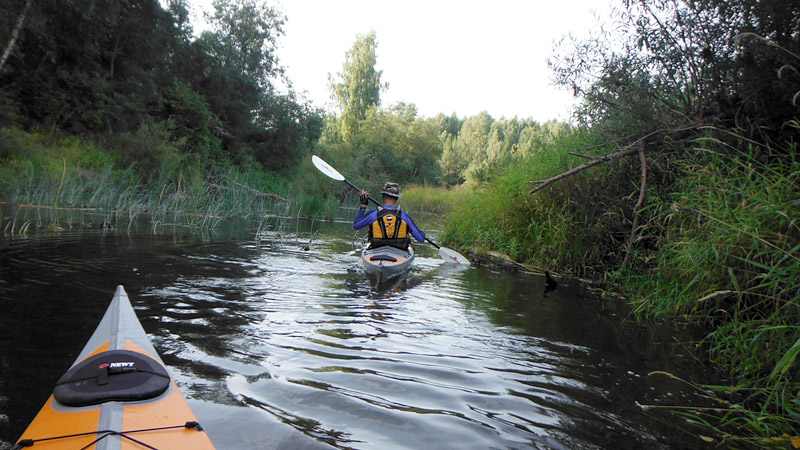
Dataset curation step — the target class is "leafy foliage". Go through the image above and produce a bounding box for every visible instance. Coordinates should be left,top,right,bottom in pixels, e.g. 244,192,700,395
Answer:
551,0,800,146
535,0,800,443
441,113,572,186
0,0,321,172
350,106,442,185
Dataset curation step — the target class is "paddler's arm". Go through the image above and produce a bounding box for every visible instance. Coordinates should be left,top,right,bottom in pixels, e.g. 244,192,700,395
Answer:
354,208,376,230
401,212,426,243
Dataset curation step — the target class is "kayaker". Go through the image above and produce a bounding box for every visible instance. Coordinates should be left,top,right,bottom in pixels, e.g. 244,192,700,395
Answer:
354,182,426,250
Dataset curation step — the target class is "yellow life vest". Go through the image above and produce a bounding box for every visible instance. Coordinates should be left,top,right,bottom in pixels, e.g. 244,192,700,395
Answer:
369,208,410,249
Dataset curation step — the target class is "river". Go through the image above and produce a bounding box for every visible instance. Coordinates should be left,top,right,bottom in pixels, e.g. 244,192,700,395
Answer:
0,206,713,449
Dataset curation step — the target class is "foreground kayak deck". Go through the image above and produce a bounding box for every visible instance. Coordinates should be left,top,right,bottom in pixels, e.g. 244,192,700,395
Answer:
361,245,415,282
15,285,214,450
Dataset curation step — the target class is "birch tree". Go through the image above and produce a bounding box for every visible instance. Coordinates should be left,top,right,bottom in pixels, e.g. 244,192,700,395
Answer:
328,31,387,142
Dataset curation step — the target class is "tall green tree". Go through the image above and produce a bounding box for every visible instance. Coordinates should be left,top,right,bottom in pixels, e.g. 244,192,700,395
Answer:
350,105,441,185
189,0,321,168
204,0,285,91
430,113,462,138
447,111,493,184
1,0,177,132
0,0,321,171
328,31,387,142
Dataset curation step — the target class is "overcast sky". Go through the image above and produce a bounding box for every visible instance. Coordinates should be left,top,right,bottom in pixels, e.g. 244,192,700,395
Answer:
190,0,612,122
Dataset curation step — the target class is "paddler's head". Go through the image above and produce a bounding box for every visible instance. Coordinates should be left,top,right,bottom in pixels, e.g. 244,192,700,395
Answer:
381,182,402,205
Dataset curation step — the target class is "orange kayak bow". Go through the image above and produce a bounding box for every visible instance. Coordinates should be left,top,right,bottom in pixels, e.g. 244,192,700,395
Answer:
15,285,215,449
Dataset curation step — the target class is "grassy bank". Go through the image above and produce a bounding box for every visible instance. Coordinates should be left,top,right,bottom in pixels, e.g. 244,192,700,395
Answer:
398,184,470,215
440,127,800,446
620,142,800,447
0,127,343,231
439,130,637,275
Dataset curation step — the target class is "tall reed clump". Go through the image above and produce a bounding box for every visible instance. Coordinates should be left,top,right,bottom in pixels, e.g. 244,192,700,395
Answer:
0,128,120,208
0,127,313,230
399,185,468,215
625,133,800,445
290,155,354,220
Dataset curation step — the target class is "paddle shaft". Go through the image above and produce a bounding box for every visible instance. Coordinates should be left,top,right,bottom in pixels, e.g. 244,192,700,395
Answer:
347,179,381,207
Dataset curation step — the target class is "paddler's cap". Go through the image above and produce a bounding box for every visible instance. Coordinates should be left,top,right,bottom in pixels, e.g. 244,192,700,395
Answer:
381,182,402,198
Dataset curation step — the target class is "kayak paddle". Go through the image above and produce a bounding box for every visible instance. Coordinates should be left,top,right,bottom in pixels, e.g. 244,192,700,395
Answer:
312,155,470,265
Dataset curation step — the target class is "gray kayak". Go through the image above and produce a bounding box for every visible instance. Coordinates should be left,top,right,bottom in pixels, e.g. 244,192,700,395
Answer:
361,245,415,282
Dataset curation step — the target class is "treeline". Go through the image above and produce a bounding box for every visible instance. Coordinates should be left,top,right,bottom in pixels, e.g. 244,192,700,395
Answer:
439,0,799,445
313,31,569,197
1,6,567,209
316,106,570,192
0,0,321,175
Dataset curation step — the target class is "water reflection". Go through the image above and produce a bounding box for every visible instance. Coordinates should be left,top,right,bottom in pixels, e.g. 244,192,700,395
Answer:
0,209,710,450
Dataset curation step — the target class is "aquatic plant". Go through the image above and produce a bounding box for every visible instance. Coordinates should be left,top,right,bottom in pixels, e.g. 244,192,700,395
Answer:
0,128,333,232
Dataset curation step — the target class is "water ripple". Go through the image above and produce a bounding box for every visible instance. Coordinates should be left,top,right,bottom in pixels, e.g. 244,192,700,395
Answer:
147,242,671,449
0,227,709,450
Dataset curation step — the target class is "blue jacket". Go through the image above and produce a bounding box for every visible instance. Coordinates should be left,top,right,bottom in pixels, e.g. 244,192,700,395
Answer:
353,205,426,243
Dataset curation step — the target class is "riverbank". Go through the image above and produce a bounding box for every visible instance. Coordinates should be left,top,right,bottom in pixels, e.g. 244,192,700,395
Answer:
438,129,800,447
0,127,348,233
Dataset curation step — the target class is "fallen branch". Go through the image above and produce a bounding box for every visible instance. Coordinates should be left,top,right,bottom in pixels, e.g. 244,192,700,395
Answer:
529,142,642,193
210,175,290,203
622,143,648,268
528,127,694,194
569,152,600,161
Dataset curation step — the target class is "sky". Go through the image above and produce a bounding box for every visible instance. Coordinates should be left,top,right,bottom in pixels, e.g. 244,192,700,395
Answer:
189,0,612,122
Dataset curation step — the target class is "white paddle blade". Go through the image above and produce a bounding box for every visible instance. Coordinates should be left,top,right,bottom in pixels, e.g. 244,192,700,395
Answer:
312,155,345,181
439,247,470,265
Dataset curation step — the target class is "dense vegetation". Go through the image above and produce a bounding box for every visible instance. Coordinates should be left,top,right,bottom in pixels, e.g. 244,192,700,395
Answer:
438,0,800,446
0,7,563,222
0,0,325,227
1,0,324,170
1,0,799,445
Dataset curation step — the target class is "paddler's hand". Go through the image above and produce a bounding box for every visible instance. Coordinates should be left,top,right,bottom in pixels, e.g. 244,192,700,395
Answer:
359,190,370,207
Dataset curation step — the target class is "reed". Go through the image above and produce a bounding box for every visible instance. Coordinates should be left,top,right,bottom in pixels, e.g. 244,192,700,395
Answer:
618,133,800,444
0,128,330,231
399,184,468,214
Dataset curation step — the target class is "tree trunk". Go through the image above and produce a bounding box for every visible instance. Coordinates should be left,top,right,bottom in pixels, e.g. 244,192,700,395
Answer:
0,0,32,73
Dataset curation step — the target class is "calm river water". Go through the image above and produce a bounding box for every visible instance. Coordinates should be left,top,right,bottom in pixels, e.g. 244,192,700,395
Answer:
0,207,714,449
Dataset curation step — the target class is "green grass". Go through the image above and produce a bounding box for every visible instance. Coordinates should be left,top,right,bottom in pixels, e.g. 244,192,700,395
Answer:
399,184,469,215
613,134,800,446
439,129,632,275
0,127,339,231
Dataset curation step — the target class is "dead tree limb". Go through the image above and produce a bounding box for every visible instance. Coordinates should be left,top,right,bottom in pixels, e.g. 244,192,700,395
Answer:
210,175,290,203
527,127,692,194
0,0,31,73
529,143,642,194
622,142,648,268
569,152,600,160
